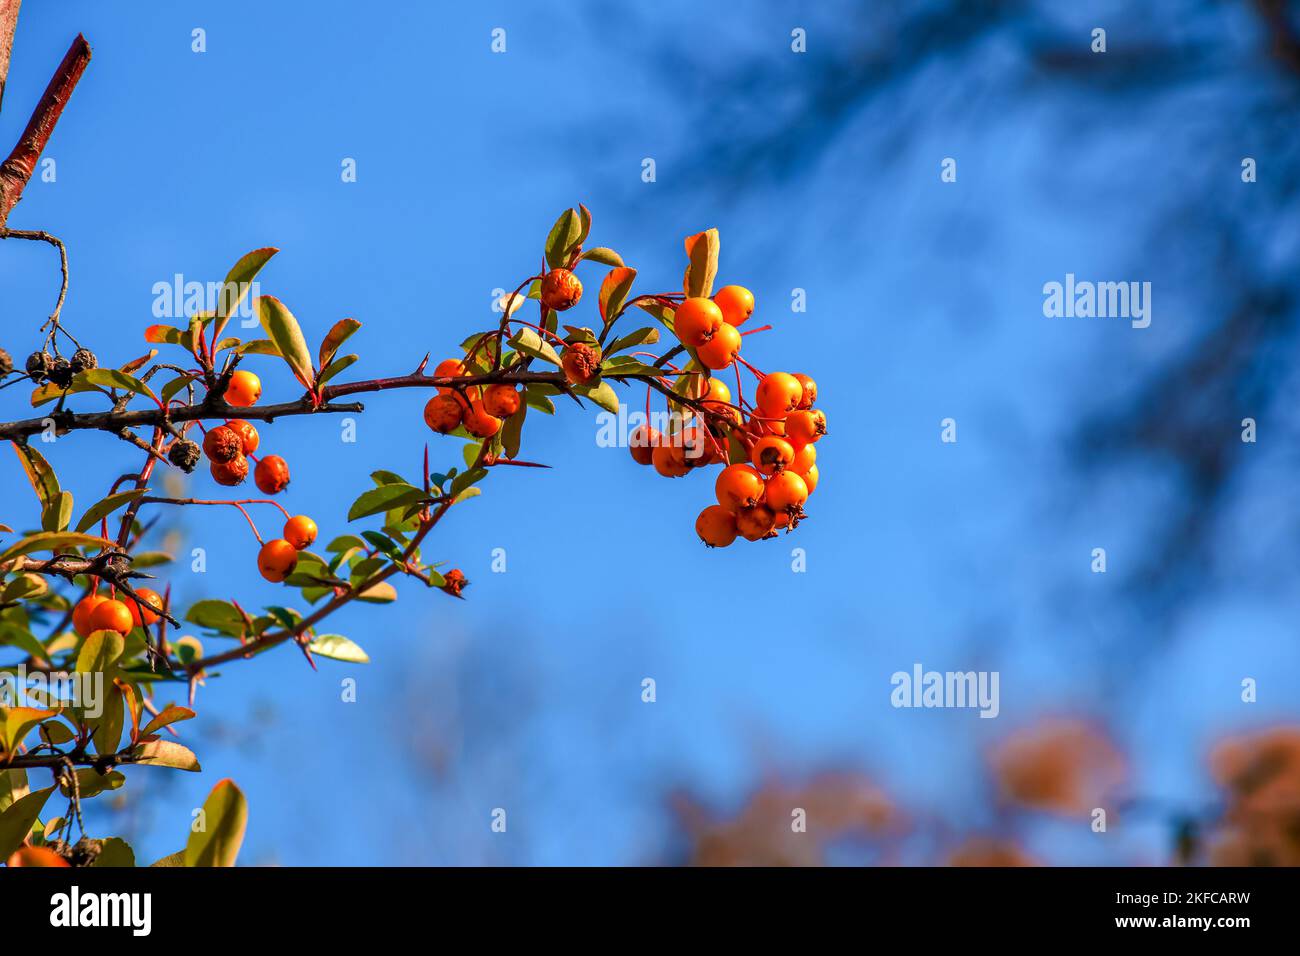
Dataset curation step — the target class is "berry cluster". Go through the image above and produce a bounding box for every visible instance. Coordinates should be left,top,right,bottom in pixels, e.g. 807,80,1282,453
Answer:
192,370,293,495
627,287,826,547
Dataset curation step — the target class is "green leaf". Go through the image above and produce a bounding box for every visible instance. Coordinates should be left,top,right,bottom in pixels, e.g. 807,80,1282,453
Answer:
90,837,136,867
40,490,73,532
449,467,487,500
161,374,196,404
355,581,398,604
184,599,248,638
574,380,619,413
508,327,562,367
0,786,55,860
130,550,173,568
308,634,369,663
544,207,583,270
59,769,125,799
237,338,281,356
326,534,367,553
347,484,427,522
0,531,113,565
635,298,676,332
601,357,664,379
80,369,158,404
317,353,358,387
145,324,184,345
75,488,147,533
256,295,316,389
0,574,45,603
149,850,187,867
606,326,660,355
0,769,29,815
581,247,625,267
683,228,720,298
76,630,126,674
212,247,278,344
598,267,637,325
503,404,526,460
0,707,56,752
319,318,361,370
185,779,248,866
12,441,59,513
0,624,49,662
522,387,556,415
129,739,202,771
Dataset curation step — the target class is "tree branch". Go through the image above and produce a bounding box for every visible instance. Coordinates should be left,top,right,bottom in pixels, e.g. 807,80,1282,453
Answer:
0,32,90,228
0,0,19,114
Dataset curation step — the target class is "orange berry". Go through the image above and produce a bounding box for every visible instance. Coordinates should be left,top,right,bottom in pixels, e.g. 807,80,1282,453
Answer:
73,593,108,637
764,471,808,514
226,419,260,455
202,425,242,464
792,374,817,409
254,455,290,494
651,443,690,478
127,587,165,628
804,464,819,495
88,599,133,635
755,372,803,419
284,514,318,550
695,322,741,370
224,370,261,406
751,435,795,475
715,463,764,513
540,268,583,311
210,455,249,487
482,384,521,419
464,401,502,438
629,424,661,466
695,505,738,548
423,394,465,434
673,297,725,348
785,409,827,446
790,442,816,476
257,538,299,583
561,343,600,386
736,504,777,541
713,285,755,327
434,359,467,395
6,847,70,867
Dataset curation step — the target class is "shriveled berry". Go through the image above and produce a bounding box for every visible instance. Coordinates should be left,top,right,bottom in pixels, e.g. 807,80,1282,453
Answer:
0,349,12,376
254,455,290,494
202,425,242,464
69,348,98,373
226,419,260,454
47,358,74,388
561,343,600,386
25,351,52,382
540,268,583,312
440,568,469,597
211,455,249,486
168,438,201,472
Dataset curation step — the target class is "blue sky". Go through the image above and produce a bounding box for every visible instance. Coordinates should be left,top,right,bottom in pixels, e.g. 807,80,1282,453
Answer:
3,1,1297,865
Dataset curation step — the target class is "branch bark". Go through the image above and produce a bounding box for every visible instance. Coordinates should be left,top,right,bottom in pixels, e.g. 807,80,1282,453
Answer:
0,0,19,113
0,31,90,228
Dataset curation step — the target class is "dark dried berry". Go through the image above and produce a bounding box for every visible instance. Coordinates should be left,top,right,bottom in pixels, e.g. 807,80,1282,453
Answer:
168,438,201,472
25,351,52,382
47,358,74,388
69,348,98,373
0,349,12,376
